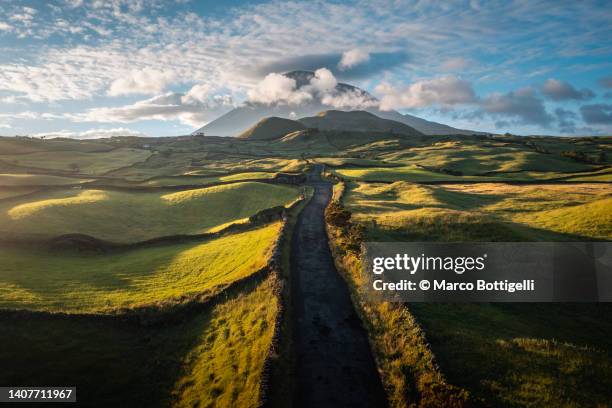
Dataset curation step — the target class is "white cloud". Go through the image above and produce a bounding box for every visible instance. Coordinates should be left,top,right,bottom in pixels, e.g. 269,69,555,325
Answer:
440,57,470,71
66,0,84,8
247,73,312,105
1,0,609,136
72,84,234,128
376,76,477,110
33,127,146,140
541,78,594,101
309,68,338,93
481,87,553,125
107,68,177,96
246,68,377,109
338,48,370,70
321,89,378,109
0,22,13,32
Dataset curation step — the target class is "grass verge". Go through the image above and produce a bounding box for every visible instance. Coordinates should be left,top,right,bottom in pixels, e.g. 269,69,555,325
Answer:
325,180,472,407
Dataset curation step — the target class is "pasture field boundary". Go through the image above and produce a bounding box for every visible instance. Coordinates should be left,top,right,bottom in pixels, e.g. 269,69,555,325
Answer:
474,164,611,177
339,177,612,185
324,178,474,407
0,193,310,325
100,150,157,177
0,185,307,251
0,263,271,327
0,174,306,197
142,169,279,181
0,149,153,177
0,187,47,203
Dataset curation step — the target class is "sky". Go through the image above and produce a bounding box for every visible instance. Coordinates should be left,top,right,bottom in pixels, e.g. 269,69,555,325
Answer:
0,0,611,138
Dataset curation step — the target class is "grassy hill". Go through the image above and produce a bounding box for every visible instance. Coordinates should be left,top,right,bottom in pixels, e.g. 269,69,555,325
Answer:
0,222,281,312
0,182,299,242
299,110,423,136
239,117,306,140
344,181,612,241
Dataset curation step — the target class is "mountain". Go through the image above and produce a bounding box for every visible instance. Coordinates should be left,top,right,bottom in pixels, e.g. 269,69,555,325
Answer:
298,110,422,136
238,117,305,140
194,70,482,137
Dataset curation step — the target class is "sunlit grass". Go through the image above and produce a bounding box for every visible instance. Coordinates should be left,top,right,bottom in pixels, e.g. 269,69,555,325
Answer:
0,222,281,312
0,274,279,408
143,172,276,187
0,182,299,242
172,274,279,407
345,182,612,240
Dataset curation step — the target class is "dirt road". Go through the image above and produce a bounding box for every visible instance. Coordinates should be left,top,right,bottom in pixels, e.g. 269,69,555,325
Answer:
291,170,387,407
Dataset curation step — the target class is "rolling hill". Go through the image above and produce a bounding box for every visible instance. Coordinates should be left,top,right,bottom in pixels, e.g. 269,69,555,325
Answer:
298,110,423,136
193,70,482,137
238,117,306,140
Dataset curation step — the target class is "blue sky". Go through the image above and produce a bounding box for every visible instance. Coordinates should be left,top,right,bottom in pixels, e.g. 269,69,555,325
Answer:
0,0,611,138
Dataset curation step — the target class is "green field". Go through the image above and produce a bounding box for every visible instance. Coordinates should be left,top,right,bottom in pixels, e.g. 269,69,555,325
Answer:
337,178,612,407
142,172,277,187
336,165,501,182
0,187,39,200
0,182,298,242
0,147,151,175
0,173,92,186
0,132,610,408
0,274,279,407
409,303,612,407
0,222,281,312
344,181,612,241
380,140,595,174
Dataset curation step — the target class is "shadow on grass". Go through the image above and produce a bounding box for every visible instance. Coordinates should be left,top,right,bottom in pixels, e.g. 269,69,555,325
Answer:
364,217,600,243
0,274,269,407
409,302,612,408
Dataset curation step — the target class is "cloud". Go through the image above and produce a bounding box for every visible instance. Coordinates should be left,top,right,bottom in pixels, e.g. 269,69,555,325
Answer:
1,0,610,136
481,87,553,126
541,78,594,101
33,127,146,140
107,68,177,96
555,108,578,133
247,73,312,106
253,51,408,81
440,57,470,71
246,68,377,109
73,84,234,128
338,49,370,70
580,104,612,125
598,76,612,89
375,76,477,110
0,22,13,31
309,68,338,93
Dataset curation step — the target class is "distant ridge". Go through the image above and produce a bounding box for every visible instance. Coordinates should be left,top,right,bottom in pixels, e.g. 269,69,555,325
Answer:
238,117,305,140
298,110,423,136
193,70,483,137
